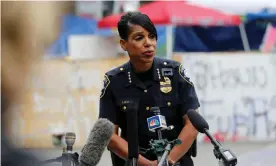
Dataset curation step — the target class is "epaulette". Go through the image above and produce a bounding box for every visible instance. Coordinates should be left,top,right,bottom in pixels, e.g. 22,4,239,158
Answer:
155,57,181,68
106,64,126,76
100,64,126,98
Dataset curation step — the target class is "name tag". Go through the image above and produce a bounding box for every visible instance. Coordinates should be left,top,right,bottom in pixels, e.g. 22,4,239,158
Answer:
121,100,133,104
118,98,139,111
161,68,173,77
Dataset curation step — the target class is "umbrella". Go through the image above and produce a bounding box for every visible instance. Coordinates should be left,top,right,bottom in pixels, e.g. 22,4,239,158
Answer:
98,1,249,57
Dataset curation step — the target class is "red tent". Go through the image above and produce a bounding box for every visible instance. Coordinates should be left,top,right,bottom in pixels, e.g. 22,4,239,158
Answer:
98,1,241,28
98,1,249,56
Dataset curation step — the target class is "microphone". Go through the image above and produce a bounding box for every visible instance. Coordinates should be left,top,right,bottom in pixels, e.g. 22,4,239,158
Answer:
186,109,220,148
79,118,114,166
42,132,79,166
65,132,76,152
187,110,238,166
147,107,168,140
125,99,139,166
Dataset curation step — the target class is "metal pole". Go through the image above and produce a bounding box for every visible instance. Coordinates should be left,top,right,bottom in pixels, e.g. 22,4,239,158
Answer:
239,23,251,52
166,25,174,59
158,144,172,166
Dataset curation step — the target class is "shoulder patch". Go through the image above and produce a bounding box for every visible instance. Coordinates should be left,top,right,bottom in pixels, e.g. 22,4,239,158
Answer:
178,64,193,86
100,75,110,98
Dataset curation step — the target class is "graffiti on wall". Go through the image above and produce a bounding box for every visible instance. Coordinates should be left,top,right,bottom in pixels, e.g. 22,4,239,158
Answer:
7,57,129,148
182,55,276,142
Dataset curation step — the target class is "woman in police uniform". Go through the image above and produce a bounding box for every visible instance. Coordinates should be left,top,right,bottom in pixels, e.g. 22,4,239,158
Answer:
99,12,200,166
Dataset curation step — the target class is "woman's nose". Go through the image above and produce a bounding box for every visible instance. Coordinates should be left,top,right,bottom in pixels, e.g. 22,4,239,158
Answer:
144,37,153,47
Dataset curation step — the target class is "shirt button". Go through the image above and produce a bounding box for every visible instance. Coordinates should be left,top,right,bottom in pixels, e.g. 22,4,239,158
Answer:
146,106,150,111
167,102,171,106
144,89,147,93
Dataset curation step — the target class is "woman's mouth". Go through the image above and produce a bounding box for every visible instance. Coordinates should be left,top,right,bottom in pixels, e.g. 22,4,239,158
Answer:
142,50,154,56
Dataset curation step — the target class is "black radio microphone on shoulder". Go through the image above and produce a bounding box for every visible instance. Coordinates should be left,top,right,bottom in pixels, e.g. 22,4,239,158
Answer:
79,118,114,166
187,110,238,166
125,99,139,166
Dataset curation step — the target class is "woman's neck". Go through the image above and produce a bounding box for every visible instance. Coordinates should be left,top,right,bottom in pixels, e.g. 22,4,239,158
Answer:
130,60,153,73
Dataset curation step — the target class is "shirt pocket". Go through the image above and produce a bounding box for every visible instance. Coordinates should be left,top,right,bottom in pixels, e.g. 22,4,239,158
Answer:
116,99,127,113
158,94,181,122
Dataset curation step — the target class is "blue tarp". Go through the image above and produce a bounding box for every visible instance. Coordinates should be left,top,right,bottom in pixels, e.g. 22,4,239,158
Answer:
174,21,266,52
246,9,276,22
46,15,98,56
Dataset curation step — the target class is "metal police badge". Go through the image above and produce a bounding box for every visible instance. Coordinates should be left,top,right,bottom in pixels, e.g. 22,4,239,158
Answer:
160,77,172,93
100,75,110,98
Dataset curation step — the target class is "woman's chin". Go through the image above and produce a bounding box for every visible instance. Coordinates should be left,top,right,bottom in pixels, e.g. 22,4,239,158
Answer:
140,55,155,63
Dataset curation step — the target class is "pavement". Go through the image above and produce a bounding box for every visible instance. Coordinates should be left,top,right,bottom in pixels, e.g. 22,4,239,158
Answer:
25,141,276,166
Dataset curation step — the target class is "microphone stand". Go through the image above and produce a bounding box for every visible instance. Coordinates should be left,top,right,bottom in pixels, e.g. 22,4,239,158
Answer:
157,139,182,166
42,147,79,166
42,133,80,166
147,133,181,166
152,109,167,164
158,143,171,166
156,128,164,162
148,107,182,166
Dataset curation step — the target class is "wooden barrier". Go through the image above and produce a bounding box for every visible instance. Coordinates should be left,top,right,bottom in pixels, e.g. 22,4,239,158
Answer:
6,54,213,148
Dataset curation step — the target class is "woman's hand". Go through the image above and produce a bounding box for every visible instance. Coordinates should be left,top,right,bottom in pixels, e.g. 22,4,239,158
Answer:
168,157,177,166
139,159,157,166
151,160,158,166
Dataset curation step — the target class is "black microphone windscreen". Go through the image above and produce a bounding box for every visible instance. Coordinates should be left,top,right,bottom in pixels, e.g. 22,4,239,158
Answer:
127,107,139,158
80,118,114,166
187,109,209,133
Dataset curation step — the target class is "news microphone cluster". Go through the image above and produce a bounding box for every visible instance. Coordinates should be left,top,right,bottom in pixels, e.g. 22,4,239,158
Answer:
187,110,238,166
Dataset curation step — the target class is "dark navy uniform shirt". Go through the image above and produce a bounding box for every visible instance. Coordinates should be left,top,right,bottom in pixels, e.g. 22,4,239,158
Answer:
99,57,200,150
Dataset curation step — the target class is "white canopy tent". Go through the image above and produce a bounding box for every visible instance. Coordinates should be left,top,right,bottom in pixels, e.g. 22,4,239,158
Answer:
186,0,275,15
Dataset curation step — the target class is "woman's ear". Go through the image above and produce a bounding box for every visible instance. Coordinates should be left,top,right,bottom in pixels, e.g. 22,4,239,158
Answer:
120,39,127,51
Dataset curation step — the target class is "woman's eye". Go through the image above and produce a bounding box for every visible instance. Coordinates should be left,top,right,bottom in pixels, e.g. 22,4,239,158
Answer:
135,36,143,40
149,34,156,39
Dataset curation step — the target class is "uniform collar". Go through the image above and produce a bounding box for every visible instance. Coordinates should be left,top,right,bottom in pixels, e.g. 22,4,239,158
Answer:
123,57,161,87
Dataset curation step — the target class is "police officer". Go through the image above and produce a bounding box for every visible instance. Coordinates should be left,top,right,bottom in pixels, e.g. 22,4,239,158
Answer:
99,12,200,166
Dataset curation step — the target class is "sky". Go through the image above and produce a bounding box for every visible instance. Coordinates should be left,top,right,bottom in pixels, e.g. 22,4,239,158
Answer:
186,0,276,14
